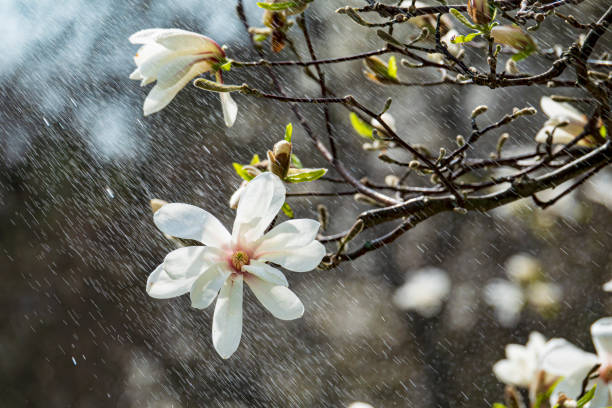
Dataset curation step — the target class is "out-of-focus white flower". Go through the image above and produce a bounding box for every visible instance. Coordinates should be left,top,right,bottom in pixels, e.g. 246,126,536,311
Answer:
147,172,325,359
541,318,612,407
129,28,238,126
526,281,562,312
584,171,612,212
370,112,396,133
427,29,462,63
393,267,451,317
505,253,542,284
490,25,536,54
604,280,612,292
484,279,524,327
535,97,591,145
493,332,547,387
348,402,375,408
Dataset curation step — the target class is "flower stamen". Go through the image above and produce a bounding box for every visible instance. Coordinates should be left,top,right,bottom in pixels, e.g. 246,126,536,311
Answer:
230,250,250,272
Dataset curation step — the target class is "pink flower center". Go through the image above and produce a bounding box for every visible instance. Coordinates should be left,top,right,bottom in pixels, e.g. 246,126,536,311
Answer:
599,361,612,383
230,250,250,272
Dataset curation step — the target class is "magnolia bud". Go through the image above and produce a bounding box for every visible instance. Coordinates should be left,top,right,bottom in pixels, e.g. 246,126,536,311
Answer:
363,56,398,84
471,105,488,118
491,25,536,53
268,140,292,178
385,175,400,187
317,204,328,231
467,0,492,25
505,58,520,74
150,199,168,213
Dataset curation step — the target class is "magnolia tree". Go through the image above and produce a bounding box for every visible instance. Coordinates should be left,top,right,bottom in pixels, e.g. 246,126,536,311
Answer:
129,0,610,406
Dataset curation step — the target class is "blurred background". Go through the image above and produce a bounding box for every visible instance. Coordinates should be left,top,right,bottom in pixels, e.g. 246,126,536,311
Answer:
1,0,610,406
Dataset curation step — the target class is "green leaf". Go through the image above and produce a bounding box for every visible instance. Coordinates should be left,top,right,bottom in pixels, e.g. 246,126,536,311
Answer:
284,168,327,183
576,385,597,408
233,162,255,181
282,202,294,218
492,404,508,408
349,112,374,139
285,123,293,142
387,55,398,79
451,31,483,44
250,154,260,165
533,377,563,408
450,8,479,30
599,125,607,138
290,153,303,168
257,1,297,10
253,33,269,42
219,60,232,71
511,46,536,61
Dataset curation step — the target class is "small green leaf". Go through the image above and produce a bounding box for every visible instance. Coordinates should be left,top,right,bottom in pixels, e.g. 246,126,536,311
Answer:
219,61,232,71
451,31,483,44
257,1,297,10
233,162,255,181
533,377,563,408
290,153,303,168
250,154,260,165
599,125,607,138
253,33,268,42
284,168,328,183
511,46,536,61
450,8,479,30
349,112,374,139
285,123,293,142
576,385,597,408
492,404,508,408
282,202,294,218
387,55,398,79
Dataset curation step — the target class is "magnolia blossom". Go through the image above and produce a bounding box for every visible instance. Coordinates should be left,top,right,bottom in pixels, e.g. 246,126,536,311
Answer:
392,267,451,317
604,280,612,292
483,279,524,327
541,318,612,407
493,332,547,387
535,97,590,145
505,253,541,285
129,28,238,126
147,172,326,358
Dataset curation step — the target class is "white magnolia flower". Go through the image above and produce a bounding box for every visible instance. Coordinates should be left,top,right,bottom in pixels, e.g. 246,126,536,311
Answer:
147,172,326,359
505,253,541,284
493,332,547,387
129,28,238,126
370,112,397,133
392,267,451,317
535,97,590,145
541,318,612,407
483,279,524,327
604,280,612,292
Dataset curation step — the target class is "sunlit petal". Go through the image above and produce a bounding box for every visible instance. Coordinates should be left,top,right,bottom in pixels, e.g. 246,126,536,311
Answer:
212,275,243,359
190,264,231,309
245,275,304,320
242,260,288,287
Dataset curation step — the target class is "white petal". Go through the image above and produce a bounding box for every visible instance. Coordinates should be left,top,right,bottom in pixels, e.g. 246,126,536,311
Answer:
549,367,601,406
146,264,197,299
142,61,211,116
190,264,231,309
245,275,304,320
153,29,223,55
154,203,231,247
535,122,586,145
242,260,288,287
129,28,167,44
541,96,586,124
163,246,224,279
220,92,238,128
212,275,243,359
604,280,612,292
232,172,285,247
540,338,598,376
492,359,528,387
155,54,208,88
254,219,320,257
129,68,143,80
257,240,325,272
589,379,610,408
591,317,612,357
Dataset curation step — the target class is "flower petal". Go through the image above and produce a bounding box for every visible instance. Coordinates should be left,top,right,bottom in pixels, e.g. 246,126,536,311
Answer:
232,172,285,247
163,246,224,280
492,359,528,387
245,275,304,320
142,61,211,116
129,28,167,44
155,54,209,89
146,264,197,299
254,219,320,257
540,338,598,376
242,260,288,287
154,203,231,247
591,317,612,357
190,263,231,309
541,96,586,124
257,240,325,272
220,92,238,128
153,29,224,55
212,275,243,359
535,123,586,145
